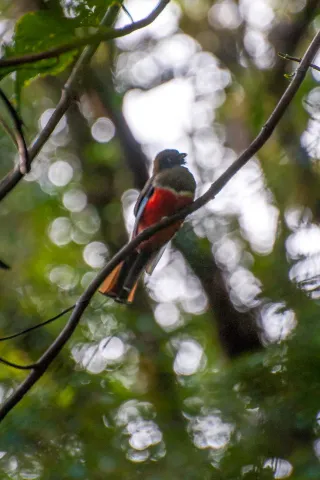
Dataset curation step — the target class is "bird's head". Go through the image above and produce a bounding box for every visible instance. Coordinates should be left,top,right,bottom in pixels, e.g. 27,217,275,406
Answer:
153,149,187,174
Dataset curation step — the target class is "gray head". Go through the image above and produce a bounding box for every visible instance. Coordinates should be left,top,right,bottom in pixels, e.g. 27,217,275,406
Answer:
153,149,187,173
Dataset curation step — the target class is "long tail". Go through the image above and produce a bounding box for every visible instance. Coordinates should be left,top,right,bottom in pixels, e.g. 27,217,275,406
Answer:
99,250,153,304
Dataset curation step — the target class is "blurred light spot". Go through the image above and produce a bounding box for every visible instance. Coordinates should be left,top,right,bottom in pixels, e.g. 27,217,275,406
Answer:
260,303,297,343
181,292,208,315
263,458,293,479
215,238,241,270
130,55,159,88
289,255,320,297
244,29,274,69
71,228,92,245
154,302,180,329
116,0,181,49
99,336,125,361
127,419,162,450
24,157,45,182
115,400,155,426
150,268,185,302
174,339,205,375
72,206,101,234
314,438,320,459
208,0,242,30
83,241,108,268
63,189,87,212
49,265,78,290
20,458,42,480
240,199,278,255
190,413,233,449
240,0,274,31
285,206,311,231
91,117,115,143
72,343,108,374
48,217,72,246
39,108,66,134
123,79,193,144
81,271,96,289
154,33,199,69
126,449,149,463
48,160,73,187
286,225,320,259
303,86,320,120
229,267,261,309
121,189,139,235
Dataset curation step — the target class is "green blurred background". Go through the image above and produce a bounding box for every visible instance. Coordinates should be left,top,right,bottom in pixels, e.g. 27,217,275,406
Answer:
0,0,320,478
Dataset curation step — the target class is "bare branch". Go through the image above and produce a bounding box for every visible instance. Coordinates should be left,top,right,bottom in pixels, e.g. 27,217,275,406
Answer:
0,305,75,342
278,51,320,72
0,3,121,202
0,87,29,174
0,357,36,370
0,0,170,203
0,29,319,422
0,0,170,70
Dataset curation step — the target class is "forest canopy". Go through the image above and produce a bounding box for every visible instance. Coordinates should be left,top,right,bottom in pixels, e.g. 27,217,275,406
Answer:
0,0,320,479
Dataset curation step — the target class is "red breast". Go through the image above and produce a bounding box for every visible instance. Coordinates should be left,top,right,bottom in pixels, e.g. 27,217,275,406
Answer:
136,187,193,250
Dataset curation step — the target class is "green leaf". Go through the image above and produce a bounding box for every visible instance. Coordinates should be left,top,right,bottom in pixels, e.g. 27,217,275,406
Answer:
2,11,80,86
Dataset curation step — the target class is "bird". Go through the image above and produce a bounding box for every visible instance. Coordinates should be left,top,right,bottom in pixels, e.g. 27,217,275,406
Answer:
99,149,196,304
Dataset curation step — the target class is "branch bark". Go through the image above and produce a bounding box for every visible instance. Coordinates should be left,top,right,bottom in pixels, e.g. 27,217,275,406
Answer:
0,29,319,422
0,0,170,69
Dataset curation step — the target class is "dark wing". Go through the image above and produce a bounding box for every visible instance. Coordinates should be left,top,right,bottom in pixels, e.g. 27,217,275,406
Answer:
0,259,10,269
132,176,155,238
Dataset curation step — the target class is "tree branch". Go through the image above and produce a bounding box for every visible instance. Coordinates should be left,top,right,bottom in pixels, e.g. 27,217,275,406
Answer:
0,87,29,174
0,0,169,203
0,305,74,342
0,0,170,69
278,51,320,72
0,29,319,422
0,4,121,203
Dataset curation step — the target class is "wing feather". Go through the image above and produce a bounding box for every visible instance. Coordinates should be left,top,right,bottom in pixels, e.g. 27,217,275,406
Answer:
132,177,154,238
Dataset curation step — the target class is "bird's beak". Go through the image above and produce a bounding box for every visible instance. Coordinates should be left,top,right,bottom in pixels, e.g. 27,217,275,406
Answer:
179,153,187,163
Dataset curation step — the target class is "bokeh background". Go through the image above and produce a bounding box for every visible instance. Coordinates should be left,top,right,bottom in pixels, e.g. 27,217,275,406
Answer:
0,0,320,478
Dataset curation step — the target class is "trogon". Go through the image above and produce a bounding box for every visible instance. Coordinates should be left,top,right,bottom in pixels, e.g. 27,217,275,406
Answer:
99,149,196,304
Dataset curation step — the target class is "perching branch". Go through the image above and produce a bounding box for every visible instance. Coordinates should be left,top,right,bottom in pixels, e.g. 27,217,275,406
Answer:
0,29,319,421
0,0,169,70
0,0,169,203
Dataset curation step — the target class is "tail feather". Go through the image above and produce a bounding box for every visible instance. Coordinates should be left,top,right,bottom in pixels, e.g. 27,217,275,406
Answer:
99,261,124,298
99,250,151,304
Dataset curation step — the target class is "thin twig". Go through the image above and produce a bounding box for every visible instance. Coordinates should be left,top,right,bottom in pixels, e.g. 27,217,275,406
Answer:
0,305,75,342
278,51,320,72
0,356,37,370
0,0,169,203
0,30,319,422
0,0,169,69
0,87,29,174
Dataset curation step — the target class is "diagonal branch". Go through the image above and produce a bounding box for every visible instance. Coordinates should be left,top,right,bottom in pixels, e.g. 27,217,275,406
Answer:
0,29,319,422
0,0,170,70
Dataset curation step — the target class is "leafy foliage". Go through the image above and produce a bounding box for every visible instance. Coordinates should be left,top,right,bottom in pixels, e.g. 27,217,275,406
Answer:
0,0,320,479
